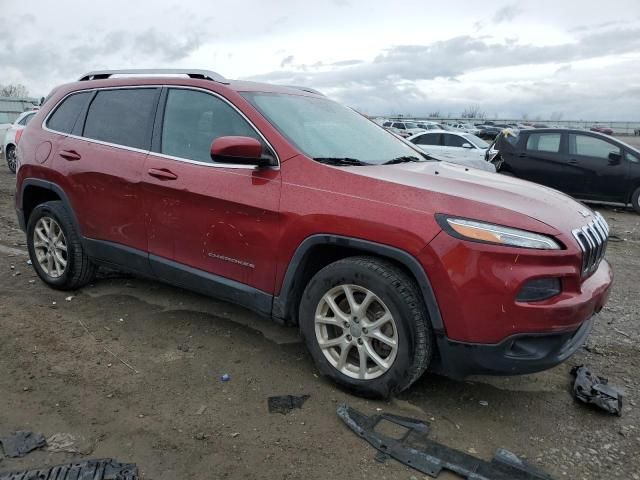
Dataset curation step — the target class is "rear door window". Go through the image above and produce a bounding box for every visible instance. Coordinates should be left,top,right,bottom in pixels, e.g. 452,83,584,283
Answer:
413,133,441,146
382,122,392,127
160,88,260,163
83,88,159,150
526,133,561,153
569,134,621,159
392,122,405,130
46,91,92,134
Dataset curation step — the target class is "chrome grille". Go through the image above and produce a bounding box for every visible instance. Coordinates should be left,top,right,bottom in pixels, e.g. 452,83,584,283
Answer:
572,212,609,276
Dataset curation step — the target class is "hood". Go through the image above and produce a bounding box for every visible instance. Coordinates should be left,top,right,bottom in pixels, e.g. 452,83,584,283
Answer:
344,161,594,233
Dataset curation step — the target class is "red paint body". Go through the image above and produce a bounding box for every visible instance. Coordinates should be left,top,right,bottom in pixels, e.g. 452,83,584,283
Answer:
16,76,613,346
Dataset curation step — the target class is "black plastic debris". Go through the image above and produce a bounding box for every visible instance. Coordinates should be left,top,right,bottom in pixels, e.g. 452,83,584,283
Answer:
337,404,554,480
0,431,46,458
268,395,310,414
571,365,623,416
0,458,138,480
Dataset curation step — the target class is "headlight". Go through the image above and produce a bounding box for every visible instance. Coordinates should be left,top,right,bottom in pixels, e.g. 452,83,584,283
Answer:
437,216,561,250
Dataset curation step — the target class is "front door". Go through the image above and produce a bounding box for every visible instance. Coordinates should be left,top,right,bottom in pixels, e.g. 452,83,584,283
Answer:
567,133,628,201
143,87,282,297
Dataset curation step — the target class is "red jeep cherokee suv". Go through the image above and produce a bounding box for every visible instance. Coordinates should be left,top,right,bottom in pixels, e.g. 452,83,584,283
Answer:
15,69,613,397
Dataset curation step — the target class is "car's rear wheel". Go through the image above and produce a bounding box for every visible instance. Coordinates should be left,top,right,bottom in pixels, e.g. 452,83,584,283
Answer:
5,145,17,173
632,187,640,214
299,256,432,398
27,201,96,290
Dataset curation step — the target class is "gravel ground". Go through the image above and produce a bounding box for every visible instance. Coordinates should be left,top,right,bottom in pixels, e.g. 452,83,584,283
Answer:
0,149,638,479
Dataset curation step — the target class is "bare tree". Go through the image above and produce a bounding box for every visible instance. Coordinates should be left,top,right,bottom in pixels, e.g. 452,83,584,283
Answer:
461,105,486,119
428,111,441,118
0,84,30,98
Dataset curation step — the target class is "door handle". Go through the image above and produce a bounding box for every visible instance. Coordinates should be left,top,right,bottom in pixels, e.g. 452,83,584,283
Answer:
148,167,178,180
59,150,81,161
568,159,578,164
518,153,528,158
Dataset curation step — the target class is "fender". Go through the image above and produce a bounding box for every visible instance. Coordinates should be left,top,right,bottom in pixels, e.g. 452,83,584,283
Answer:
273,234,444,333
17,178,81,233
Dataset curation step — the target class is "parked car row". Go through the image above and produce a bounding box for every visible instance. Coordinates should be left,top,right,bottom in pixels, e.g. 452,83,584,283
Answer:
3,110,37,173
488,128,640,213
14,69,612,397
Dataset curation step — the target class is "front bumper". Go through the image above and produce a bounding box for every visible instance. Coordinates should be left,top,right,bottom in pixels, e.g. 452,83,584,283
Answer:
433,314,595,378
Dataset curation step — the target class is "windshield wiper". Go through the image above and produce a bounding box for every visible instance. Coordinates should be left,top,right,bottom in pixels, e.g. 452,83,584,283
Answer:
383,156,423,165
313,157,369,166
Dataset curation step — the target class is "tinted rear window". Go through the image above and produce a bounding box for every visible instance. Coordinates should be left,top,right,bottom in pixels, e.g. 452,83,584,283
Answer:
413,133,441,146
83,89,158,149
46,92,92,134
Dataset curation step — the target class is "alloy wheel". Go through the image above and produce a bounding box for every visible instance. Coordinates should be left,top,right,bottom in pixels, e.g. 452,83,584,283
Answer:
314,284,398,380
6,146,17,172
33,216,68,278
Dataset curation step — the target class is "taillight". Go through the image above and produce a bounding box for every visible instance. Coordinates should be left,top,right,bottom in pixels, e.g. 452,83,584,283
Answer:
15,129,23,145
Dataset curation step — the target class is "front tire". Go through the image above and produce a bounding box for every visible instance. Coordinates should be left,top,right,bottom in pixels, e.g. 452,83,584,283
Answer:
632,187,640,214
5,145,17,173
27,201,96,290
299,256,432,398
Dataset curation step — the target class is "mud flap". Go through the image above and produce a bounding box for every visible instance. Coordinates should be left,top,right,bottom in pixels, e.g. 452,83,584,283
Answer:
337,404,553,480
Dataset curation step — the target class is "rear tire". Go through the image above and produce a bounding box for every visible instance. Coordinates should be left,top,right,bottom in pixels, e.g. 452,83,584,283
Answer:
299,256,432,398
5,145,17,173
27,201,96,290
632,187,640,214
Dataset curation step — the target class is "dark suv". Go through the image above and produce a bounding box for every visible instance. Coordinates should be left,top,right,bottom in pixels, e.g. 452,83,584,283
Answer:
489,128,640,213
15,70,613,397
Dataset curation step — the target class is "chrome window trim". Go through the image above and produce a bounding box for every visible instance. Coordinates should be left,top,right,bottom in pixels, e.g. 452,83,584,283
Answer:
41,84,280,170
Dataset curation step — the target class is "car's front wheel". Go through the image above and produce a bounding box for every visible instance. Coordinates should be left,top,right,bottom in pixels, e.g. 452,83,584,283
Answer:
27,201,96,290
5,145,17,173
299,256,432,397
632,187,640,214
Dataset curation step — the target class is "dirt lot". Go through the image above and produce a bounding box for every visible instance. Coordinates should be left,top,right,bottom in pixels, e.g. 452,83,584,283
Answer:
0,146,639,479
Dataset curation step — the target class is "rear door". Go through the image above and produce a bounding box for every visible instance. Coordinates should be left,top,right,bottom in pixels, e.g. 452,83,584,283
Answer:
142,87,282,295
511,132,571,191
52,87,160,270
567,133,628,201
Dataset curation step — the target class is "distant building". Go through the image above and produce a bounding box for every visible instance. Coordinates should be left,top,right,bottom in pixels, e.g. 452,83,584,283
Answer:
0,96,39,125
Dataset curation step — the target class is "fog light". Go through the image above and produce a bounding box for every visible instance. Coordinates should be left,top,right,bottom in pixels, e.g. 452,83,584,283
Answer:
516,278,561,302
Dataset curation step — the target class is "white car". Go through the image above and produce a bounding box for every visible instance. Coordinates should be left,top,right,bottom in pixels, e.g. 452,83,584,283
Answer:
3,110,37,173
408,130,493,166
450,122,481,134
382,120,425,138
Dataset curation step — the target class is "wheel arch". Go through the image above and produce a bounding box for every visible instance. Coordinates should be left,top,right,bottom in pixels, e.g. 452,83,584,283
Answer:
19,179,80,233
273,234,444,333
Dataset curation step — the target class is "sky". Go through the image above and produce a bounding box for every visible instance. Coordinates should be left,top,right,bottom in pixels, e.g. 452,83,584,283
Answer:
1,0,639,120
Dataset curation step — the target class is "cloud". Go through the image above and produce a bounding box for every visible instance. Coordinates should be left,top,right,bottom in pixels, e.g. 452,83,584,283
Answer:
280,55,295,67
250,28,640,86
492,4,522,23
246,28,640,119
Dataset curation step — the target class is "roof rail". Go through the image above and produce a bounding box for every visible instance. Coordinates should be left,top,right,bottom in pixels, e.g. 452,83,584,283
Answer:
286,85,324,96
78,69,229,84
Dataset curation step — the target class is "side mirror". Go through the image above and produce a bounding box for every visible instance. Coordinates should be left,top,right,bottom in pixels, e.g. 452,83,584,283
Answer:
462,143,473,149
608,151,622,165
210,136,271,166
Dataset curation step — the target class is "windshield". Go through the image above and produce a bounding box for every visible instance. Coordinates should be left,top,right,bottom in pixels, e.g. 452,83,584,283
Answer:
243,93,426,165
404,122,418,129
463,133,490,148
